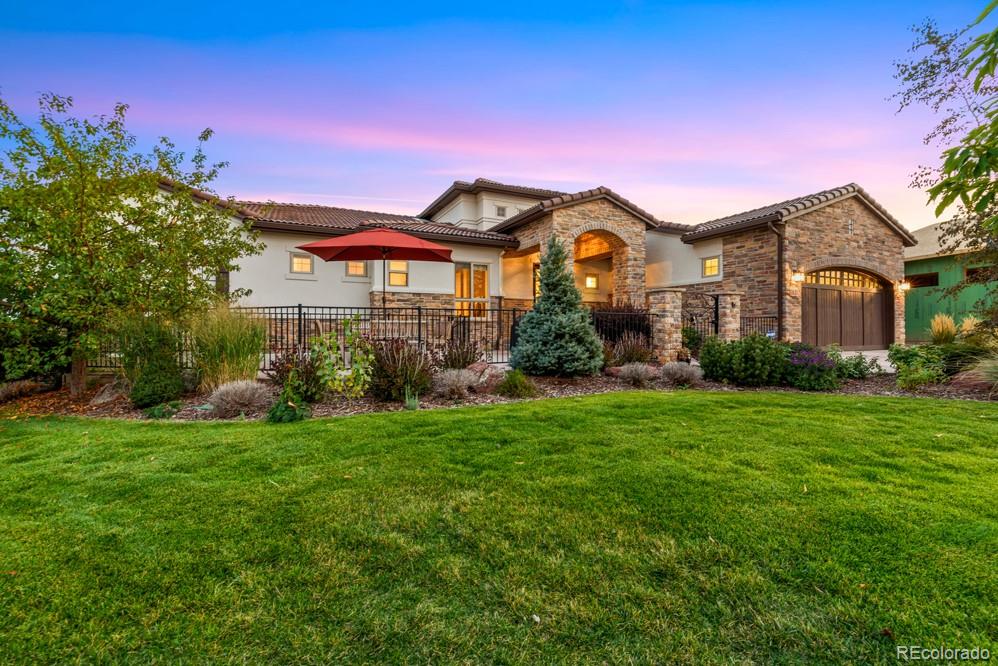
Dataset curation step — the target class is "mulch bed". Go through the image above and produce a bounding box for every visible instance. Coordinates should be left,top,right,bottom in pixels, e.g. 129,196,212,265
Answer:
3,372,993,422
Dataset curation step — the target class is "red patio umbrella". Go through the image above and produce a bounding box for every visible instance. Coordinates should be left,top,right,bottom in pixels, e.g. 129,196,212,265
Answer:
297,228,453,307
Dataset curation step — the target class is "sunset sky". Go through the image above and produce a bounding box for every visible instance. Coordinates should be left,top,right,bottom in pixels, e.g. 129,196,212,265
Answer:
2,1,989,230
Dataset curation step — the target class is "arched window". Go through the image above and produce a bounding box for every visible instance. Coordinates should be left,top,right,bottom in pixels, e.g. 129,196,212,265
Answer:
804,269,881,289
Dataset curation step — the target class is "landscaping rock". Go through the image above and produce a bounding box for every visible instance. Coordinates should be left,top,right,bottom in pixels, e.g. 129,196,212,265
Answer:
89,381,127,406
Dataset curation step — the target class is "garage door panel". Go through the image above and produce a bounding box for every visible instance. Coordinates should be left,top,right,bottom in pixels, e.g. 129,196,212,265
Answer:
841,290,864,348
816,289,841,347
864,291,886,348
802,287,818,346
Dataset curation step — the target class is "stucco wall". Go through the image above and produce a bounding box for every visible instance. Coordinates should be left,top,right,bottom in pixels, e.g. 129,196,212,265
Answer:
431,192,540,230
646,232,723,288
231,230,504,307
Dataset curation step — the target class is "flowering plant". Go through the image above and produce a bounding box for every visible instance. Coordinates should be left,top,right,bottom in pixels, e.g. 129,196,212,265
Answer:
786,344,839,391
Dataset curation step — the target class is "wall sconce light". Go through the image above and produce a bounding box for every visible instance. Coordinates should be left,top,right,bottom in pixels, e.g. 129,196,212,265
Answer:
791,271,806,283
898,280,911,292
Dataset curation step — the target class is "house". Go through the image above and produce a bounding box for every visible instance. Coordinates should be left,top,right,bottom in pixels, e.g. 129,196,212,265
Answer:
226,178,916,352
904,222,995,342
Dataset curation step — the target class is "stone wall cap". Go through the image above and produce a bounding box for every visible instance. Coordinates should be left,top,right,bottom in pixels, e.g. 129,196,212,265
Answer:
647,287,686,293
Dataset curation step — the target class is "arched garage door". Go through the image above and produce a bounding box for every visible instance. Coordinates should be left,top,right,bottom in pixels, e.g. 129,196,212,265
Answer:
801,269,892,350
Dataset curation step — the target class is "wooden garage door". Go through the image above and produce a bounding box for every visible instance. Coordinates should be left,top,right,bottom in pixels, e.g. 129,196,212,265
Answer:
801,269,890,350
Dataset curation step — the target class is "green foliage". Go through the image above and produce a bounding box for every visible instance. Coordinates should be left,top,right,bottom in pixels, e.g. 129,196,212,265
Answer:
266,377,309,423
785,344,840,391
0,93,264,395
698,335,788,386
510,238,603,376
369,339,435,402
143,401,181,420
264,348,323,403
681,326,704,357
970,354,998,393
0,323,71,382
191,305,266,392
434,337,483,369
311,318,374,398
936,342,991,375
825,345,882,380
604,331,654,367
130,360,184,408
495,368,539,398
888,343,947,389
403,386,420,411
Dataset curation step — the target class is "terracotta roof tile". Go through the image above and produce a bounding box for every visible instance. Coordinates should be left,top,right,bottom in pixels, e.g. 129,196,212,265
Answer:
681,183,917,246
238,201,519,246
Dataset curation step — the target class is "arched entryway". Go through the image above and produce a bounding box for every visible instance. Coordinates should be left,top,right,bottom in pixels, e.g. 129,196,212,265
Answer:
573,228,633,306
801,268,893,349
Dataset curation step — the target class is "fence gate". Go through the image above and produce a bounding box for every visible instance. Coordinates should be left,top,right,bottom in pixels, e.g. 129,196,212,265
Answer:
682,293,718,341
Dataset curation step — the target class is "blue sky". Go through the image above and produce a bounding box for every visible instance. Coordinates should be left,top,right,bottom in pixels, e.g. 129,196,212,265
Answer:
1,1,989,228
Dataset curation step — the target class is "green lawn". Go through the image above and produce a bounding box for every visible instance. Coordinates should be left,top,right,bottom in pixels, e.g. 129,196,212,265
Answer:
1,392,996,664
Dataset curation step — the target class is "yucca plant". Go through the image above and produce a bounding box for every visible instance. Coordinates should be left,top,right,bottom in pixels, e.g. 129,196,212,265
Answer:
929,313,958,345
190,305,266,392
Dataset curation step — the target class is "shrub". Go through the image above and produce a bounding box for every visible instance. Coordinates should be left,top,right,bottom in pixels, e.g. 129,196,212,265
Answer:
208,380,272,418
143,401,181,419
888,343,946,389
130,361,184,408
433,368,478,400
825,345,881,380
264,348,324,402
370,339,435,402
681,326,704,358
660,362,702,387
699,334,787,386
403,386,421,411
510,238,603,377
311,317,374,398
618,362,657,388
969,355,998,394
267,380,309,423
929,313,957,345
495,369,538,398
786,345,839,391
191,305,266,392
0,379,42,403
935,342,990,376
958,314,982,339
435,337,484,369
605,331,655,366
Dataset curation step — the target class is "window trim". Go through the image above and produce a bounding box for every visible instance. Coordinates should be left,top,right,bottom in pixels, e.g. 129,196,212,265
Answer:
701,255,720,278
388,260,409,287
455,261,490,317
345,260,369,278
289,252,314,275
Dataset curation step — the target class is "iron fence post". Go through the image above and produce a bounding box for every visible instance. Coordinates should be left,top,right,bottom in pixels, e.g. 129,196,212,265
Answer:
297,303,304,350
713,295,720,336
417,306,423,349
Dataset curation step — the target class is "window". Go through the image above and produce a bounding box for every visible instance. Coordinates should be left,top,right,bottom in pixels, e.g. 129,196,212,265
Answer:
215,270,230,295
847,218,855,235
584,273,599,290
388,260,408,287
532,263,541,299
701,256,720,277
495,205,507,218
966,266,993,283
804,270,880,289
290,252,314,274
455,263,489,316
345,260,368,277
907,272,939,288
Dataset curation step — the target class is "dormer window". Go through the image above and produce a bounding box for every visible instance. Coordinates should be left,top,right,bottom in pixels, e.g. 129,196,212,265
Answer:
495,206,507,218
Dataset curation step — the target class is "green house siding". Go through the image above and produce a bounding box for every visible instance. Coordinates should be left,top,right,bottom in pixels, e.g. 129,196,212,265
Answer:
904,255,993,342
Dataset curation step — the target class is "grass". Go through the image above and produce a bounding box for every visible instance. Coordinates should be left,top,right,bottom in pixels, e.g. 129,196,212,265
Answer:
1,391,996,663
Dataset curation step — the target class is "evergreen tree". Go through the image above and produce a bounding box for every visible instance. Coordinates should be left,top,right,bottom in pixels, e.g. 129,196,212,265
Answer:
510,237,603,376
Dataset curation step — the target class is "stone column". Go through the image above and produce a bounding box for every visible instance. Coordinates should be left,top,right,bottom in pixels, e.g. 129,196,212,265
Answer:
715,291,742,341
647,287,685,363
894,285,906,345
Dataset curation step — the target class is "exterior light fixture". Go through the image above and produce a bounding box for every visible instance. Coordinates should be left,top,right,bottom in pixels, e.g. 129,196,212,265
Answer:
791,271,806,283
898,280,911,292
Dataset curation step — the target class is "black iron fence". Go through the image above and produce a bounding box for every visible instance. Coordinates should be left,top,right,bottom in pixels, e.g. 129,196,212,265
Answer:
590,308,654,343
682,294,719,341
740,316,779,339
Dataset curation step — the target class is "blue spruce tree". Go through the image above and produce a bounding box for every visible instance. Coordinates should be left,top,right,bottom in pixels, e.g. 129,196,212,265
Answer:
510,237,604,376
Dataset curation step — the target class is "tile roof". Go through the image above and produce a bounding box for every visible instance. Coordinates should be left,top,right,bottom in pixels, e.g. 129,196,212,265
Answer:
681,183,917,246
489,186,691,234
237,201,519,246
418,178,569,218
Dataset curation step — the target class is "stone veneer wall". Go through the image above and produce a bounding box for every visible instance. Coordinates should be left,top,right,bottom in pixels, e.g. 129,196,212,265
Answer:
512,198,648,306
369,292,455,308
683,197,907,344
783,196,906,344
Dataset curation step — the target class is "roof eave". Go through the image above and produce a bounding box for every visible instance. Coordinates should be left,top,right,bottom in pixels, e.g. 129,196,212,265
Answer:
250,219,519,248
681,215,780,243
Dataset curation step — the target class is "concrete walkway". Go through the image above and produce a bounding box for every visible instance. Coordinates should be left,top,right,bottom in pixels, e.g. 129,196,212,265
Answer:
841,348,894,372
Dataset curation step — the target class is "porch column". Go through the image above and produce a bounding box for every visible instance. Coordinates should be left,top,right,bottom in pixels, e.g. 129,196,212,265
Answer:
716,291,742,341
647,287,685,363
